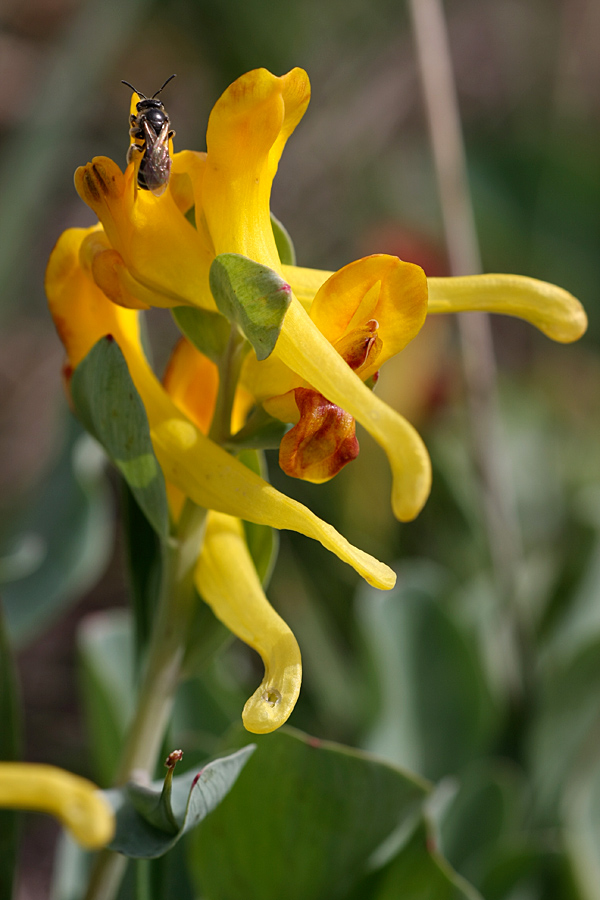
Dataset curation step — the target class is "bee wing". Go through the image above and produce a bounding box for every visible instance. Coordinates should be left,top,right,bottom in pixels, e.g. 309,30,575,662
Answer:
140,119,172,196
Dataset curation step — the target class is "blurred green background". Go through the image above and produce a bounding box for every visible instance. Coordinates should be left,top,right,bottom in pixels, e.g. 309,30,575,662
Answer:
1,0,599,897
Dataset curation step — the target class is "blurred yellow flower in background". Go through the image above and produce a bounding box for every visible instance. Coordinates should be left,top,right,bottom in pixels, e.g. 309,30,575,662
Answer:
0,763,114,849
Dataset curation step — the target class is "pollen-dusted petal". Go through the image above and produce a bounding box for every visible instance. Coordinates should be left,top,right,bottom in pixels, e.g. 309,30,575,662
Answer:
279,388,359,483
203,68,310,271
274,300,432,522
0,763,114,849
427,273,587,343
46,229,396,590
75,156,215,310
195,512,301,733
308,255,428,381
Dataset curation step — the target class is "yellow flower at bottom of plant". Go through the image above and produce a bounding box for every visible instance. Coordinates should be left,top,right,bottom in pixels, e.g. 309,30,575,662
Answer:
0,763,114,848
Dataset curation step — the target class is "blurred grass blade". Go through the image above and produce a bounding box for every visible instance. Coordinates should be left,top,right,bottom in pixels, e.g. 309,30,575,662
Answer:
0,599,21,900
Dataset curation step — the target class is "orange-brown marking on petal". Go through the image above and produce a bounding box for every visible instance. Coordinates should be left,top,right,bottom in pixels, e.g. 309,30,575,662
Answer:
91,162,117,198
82,168,100,202
279,388,359,483
332,319,383,377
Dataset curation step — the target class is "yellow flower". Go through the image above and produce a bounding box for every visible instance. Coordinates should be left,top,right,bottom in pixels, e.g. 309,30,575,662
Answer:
0,763,114,849
46,226,394,591
72,67,587,523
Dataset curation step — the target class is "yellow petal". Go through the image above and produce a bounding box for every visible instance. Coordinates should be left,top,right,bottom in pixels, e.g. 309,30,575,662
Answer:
427,273,587,342
308,254,428,380
151,417,395,588
46,229,395,590
285,266,588,344
195,512,301,733
0,763,114,849
163,338,220,434
75,156,215,309
46,227,143,369
203,68,310,270
275,300,432,522
283,263,330,309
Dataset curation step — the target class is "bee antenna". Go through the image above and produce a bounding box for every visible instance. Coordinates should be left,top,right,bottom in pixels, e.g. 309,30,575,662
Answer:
122,80,146,99
153,74,176,98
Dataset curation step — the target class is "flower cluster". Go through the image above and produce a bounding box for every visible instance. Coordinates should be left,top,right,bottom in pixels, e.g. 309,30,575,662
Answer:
46,67,586,734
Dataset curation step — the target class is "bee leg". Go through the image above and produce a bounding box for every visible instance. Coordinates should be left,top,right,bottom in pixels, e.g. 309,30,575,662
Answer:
126,143,144,166
168,129,176,139
129,126,144,139
129,114,137,125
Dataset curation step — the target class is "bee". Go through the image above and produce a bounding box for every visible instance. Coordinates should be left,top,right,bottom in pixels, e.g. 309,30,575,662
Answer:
122,74,176,196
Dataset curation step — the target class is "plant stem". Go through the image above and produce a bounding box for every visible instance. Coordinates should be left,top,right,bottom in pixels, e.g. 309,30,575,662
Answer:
408,0,530,700
209,327,247,445
83,501,207,900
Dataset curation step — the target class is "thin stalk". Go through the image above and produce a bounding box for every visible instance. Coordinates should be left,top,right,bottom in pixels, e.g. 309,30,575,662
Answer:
83,501,207,900
209,328,247,445
408,0,529,699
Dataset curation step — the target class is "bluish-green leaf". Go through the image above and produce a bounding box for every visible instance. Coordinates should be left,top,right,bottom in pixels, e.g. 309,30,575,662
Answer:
71,336,169,538
271,212,296,266
171,306,231,364
190,726,430,900
105,746,254,859
1,416,113,646
529,637,600,820
369,817,483,900
209,254,291,361
358,561,497,781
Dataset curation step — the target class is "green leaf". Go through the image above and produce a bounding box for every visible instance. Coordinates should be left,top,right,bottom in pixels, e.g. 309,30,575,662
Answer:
529,637,600,820
78,609,135,786
358,561,497,781
270,212,296,265
190,726,430,900
368,817,483,900
437,760,525,887
105,746,255,859
209,254,291,361
171,306,231,364
1,416,113,646
71,336,169,538
0,599,21,900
